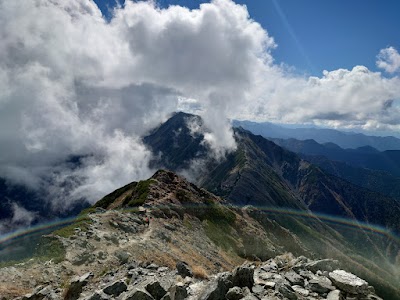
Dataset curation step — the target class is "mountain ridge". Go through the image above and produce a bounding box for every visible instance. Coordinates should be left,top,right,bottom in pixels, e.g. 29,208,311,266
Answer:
233,120,400,151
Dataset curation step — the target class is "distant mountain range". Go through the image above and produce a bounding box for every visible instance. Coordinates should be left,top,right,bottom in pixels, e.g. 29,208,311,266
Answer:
266,138,400,201
233,120,400,151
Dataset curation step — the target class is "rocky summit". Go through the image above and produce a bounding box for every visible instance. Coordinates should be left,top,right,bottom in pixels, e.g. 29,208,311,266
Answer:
3,254,383,300
0,170,395,299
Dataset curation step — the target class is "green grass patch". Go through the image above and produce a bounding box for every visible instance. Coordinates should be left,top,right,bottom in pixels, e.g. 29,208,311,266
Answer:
183,217,193,229
53,216,93,238
94,181,137,209
78,206,97,216
203,219,238,252
203,200,236,225
34,236,66,263
126,179,155,207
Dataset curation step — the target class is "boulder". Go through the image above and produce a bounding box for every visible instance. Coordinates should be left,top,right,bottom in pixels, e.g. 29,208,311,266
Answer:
303,259,339,273
85,291,109,300
169,282,187,300
22,286,57,300
64,272,93,300
251,284,265,297
160,293,171,300
145,281,167,300
103,279,128,297
114,250,130,264
232,265,254,288
226,286,248,300
308,276,335,294
278,283,297,300
328,270,369,295
199,272,233,300
176,261,193,278
327,289,343,300
284,271,304,286
291,285,309,297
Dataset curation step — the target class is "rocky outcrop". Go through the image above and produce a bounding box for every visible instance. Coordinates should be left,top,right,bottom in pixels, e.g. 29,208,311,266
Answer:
15,254,384,300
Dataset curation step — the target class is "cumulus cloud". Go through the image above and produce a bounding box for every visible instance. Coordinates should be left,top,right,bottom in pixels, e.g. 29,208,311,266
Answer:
0,0,272,213
377,46,400,74
242,64,400,132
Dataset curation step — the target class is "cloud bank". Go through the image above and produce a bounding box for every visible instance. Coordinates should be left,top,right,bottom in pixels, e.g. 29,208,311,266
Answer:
0,0,272,211
1,0,400,217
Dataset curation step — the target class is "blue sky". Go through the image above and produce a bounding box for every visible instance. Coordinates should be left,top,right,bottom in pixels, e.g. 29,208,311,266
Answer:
94,0,400,76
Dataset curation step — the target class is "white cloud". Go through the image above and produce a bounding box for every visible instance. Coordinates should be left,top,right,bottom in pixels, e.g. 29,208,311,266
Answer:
239,63,400,132
377,46,400,74
0,0,273,211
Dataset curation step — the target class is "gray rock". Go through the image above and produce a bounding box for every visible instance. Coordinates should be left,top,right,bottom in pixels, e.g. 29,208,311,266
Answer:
169,282,187,300
278,283,297,300
264,282,276,289
364,295,383,300
327,289,342,300
251,284,265,297
232,265,254,288
123,289,154,300
284,271,304,286
85,291,109,300
328,270,369,295
176,261,193,278
22,285,57,300
308,276,335,294
304,259,339,273
241,294,258,300
260,260,278,272
291,285,309,297
103,280,128,297
226,287,247,300
164,224,176,231
199,272,233,300
72,252,95,266
147,263,159,270
114,250,130,264
160,293,171,300
64,272,93,300
145,281,167,300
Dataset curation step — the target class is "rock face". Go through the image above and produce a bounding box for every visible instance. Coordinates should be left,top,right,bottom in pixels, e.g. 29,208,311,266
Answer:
17,254,383,300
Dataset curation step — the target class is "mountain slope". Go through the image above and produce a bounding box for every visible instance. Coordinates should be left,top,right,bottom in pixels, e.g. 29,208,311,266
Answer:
234,120,400,151
145,113,400,236
142,113,400,297
2,170,398,299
